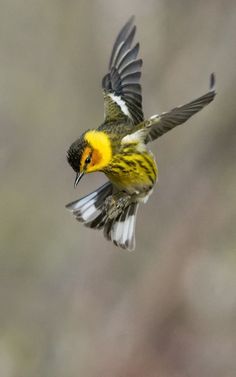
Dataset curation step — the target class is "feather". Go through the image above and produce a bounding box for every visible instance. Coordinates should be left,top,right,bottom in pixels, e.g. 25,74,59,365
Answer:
145,74,216,143
66,182,112,227
102,17,144,125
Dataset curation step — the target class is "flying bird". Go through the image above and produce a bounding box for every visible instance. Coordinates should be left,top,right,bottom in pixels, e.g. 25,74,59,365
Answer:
66,16,216,251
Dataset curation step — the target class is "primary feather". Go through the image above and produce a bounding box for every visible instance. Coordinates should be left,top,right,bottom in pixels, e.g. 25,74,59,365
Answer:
102,16,143,124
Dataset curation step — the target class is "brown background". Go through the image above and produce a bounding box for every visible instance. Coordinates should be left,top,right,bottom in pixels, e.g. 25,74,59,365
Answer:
1,1,236,376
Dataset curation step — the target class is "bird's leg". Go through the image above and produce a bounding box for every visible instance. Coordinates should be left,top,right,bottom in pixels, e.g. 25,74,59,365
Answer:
103,191,132,220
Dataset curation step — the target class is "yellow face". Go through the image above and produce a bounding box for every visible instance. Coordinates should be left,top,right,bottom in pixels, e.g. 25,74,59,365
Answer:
81,130,112,173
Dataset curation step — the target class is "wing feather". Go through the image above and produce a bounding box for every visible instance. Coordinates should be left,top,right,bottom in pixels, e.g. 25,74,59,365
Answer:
108,16,135,69
145,74,216,143
119,59,143,77
102,17,143,125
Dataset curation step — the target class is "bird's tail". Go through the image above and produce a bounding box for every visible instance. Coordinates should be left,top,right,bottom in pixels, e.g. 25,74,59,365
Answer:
66,182,138,251
66,182,113,229
104,201,139,251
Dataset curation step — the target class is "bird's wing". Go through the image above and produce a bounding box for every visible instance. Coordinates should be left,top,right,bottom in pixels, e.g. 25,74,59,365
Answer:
102,16,144,125
145,73,216,143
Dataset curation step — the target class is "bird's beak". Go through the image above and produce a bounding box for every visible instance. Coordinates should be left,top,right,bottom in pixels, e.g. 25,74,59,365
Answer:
74,171,84,188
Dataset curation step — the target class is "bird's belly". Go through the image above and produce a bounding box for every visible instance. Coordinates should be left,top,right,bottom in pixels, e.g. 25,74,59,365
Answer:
105,152,158,195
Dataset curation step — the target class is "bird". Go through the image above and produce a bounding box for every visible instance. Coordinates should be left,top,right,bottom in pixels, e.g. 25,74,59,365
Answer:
66,16,216,251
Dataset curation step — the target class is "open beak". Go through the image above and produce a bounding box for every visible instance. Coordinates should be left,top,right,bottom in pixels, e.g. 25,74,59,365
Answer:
74,171,84,188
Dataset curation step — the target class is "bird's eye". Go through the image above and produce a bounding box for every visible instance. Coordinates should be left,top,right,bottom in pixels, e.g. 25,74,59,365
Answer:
85,156,91,164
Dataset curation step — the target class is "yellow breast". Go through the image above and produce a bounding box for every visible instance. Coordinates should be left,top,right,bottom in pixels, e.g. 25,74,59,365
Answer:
105,151,158,194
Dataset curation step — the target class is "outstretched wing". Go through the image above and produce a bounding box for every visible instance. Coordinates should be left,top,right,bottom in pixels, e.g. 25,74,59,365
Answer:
145,73,216,143
102,16,144,125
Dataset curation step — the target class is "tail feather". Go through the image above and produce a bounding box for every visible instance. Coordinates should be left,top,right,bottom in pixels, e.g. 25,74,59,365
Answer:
66,182,139,251
66,182,112,225
87,211,108,230
106,202,139,251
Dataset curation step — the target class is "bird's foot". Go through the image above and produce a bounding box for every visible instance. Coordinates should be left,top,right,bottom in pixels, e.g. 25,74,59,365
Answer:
104,192,132,220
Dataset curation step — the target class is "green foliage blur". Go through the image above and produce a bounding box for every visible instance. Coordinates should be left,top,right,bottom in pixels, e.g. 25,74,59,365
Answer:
0,1,235,376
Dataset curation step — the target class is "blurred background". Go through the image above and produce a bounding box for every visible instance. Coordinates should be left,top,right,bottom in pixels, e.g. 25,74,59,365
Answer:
0,0,236,376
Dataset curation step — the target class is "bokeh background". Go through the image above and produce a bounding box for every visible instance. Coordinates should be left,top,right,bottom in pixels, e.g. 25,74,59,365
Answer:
1,1,236,376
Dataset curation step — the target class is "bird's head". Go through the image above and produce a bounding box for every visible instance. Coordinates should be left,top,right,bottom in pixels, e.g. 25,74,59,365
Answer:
67,130,112,187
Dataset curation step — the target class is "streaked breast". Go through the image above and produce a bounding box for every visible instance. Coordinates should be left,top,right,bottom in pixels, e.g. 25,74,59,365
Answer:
105,150,158,194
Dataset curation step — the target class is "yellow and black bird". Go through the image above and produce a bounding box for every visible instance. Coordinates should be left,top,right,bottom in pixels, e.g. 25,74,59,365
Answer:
66,16,216,251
